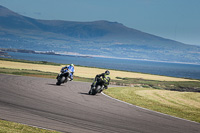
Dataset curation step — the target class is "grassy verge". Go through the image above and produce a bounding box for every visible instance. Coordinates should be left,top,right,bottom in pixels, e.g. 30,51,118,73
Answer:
112,77,200,92
0,67,57,78
0,119,59,133
104,87,200,123
0,57,61,66
0,67,93,83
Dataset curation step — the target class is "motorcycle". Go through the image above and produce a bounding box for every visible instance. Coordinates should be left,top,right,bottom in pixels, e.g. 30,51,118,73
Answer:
56,68,72,85
88,77,105,95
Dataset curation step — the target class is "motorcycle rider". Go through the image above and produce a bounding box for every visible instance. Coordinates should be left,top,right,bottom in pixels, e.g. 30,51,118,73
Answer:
91,70,111,89
61,64,75,81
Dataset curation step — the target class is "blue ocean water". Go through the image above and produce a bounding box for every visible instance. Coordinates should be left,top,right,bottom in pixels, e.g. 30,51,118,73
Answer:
5,52,200,80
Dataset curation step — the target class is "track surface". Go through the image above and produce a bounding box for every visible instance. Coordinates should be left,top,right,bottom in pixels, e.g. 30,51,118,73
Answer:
0,74,199,133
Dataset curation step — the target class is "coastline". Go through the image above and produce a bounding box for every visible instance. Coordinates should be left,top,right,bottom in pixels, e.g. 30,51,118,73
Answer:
1,48,200,65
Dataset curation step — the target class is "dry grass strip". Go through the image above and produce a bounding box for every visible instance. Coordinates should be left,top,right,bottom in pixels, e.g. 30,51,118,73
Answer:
0,60,196,81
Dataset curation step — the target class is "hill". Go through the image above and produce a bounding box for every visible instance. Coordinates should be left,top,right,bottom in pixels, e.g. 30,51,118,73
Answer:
0,5,200,64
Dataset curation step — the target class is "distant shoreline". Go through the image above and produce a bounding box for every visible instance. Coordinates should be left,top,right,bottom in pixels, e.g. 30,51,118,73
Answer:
0,48,92,58
1,48,200,65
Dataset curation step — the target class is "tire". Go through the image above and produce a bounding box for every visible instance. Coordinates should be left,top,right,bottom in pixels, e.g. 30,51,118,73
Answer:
61,77,66,83
56,81,61,85
56,74,62,85
88,89,92,95
91,87,97,95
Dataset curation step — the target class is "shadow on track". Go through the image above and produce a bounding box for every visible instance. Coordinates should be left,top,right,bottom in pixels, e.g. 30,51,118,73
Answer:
78,92,101,96
79,92,90,95
46,83,60,86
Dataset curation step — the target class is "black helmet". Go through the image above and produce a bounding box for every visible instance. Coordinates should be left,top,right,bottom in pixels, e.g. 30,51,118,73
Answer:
105,70,110,75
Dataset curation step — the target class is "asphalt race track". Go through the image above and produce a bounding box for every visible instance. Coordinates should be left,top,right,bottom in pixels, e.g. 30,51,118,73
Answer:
0,74,200,133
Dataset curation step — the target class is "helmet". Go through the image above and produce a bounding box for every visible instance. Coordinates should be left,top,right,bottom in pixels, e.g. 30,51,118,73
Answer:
105,70,110,75
70,64,74,67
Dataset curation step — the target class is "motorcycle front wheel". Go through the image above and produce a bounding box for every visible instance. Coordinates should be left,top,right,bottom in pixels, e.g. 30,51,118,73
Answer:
88,87,97,95
56,76,65,85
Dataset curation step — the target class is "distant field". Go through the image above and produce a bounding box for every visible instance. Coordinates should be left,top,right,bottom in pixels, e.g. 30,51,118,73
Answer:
0,59,196,81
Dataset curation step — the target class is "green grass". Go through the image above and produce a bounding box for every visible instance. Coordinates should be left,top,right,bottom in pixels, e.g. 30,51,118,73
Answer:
104,87,200,123
0,57,61,66
0,67,57,78
0,67,93,83
0,119,60,133
113,77,200,92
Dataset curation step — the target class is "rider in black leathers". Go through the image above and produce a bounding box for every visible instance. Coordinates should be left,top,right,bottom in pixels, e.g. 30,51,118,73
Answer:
91,70,111,89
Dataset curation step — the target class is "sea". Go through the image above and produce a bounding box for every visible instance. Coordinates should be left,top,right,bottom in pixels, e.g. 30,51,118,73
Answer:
3,52,200,80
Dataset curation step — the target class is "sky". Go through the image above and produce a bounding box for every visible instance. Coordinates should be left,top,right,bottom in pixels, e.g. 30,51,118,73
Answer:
0,0,200,46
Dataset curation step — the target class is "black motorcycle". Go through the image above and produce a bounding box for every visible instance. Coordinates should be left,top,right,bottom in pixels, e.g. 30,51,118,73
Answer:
56,69,71,85
88,77,105,95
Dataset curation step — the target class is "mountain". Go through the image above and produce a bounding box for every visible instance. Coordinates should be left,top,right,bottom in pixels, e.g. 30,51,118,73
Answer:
0,5,200,64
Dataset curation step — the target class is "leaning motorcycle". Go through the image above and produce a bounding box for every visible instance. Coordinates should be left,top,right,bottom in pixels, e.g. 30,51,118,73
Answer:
88,77,105,95
56,69,71,85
